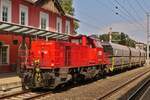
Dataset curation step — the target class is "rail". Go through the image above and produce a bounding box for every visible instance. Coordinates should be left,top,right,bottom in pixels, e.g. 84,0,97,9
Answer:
0,90,52,100
128,77,150,100
97,68,150,100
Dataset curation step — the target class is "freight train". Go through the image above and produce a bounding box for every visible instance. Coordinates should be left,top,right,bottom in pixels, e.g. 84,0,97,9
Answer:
102,42,146,72
20,35,146,90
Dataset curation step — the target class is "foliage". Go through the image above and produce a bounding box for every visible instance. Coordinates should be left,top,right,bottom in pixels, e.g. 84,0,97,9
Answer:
119,32,126,45
59,0,79,31
99,32,136,47
99,32,120,43
60,0,74,15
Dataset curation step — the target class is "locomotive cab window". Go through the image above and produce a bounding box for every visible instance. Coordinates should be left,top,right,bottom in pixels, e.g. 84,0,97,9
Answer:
87,38,95,48
71,38,82,44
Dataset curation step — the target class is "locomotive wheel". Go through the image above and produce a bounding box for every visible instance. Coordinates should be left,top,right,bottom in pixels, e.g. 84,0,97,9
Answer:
94,73,101,80
21,76,30,90
76,74,85,83
100,65,106,78
22,83,29,90
101,69,106,78
95,69,105,80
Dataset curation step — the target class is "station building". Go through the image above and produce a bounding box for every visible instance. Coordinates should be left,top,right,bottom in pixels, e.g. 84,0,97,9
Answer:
0,0,76,73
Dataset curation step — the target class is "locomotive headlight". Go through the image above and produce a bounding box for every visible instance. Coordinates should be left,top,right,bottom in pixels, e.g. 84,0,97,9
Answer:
51,63,54,66
34,59,40,64
98,51,102,56
34,59,40,66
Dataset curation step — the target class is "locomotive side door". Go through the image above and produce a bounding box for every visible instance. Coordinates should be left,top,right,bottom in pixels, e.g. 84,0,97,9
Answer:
65,46,71,66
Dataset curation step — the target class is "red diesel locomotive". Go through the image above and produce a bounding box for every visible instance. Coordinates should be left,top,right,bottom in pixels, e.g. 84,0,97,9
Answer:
22,35,110,89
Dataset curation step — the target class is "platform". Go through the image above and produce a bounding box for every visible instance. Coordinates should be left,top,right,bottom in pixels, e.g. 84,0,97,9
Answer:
0,73,21,91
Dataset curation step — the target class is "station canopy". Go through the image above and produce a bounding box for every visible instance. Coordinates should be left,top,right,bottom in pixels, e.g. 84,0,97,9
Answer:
0,21,71,40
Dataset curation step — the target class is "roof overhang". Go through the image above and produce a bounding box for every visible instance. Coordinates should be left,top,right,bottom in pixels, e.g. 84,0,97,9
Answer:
25,0,38,4
65,14,80,22
0,21,71,40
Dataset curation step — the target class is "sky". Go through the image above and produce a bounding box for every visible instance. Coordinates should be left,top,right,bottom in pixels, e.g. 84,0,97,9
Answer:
73,0,150,43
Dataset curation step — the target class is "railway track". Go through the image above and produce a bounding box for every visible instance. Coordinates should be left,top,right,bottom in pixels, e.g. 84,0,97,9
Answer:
128,77,150,100
0,90,52,100
97,68,150,100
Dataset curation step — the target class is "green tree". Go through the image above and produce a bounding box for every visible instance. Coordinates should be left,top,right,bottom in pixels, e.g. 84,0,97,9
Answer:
99,32,121,43
119,32,127,45
99,32,136,47
60,0,79,31
60,0,74,15
111,32,121,43
99,34,109,42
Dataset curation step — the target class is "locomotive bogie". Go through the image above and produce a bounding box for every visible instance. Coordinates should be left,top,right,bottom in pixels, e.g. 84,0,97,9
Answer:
22,65,105,89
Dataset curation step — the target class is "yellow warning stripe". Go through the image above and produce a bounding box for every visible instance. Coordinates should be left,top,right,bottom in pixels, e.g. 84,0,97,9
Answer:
110,57,115,71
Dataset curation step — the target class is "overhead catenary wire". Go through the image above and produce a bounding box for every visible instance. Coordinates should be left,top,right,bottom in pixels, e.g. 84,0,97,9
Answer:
142,0,150,12
125,0,143,23
113,0,145,29
75,2,113,32
80,20,101,30
135,0,148,13
75,12,104,31
95,0,144,31
115,13,144,32
78,10,103,25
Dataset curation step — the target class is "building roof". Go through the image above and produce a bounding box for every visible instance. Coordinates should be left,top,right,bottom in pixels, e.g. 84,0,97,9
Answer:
29,0,65,15
66,14,80,22
25,0,78,21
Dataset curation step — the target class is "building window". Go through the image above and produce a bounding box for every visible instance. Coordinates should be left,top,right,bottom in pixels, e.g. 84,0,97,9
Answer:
65,20,70,34
40,12,49,30
21,12,25,25
41,17,46,29
2,6,8,22
0,0,12,22
20,5,28,25
56,17,62,33
0,46,9,65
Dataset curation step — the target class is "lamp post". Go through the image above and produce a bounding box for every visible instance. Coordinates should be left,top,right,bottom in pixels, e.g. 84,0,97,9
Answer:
146,13,150,66
109,27,112,43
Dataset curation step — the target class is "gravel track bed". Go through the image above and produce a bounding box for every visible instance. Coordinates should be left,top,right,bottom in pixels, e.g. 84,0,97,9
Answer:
41,66,150,100
36,66,150,100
